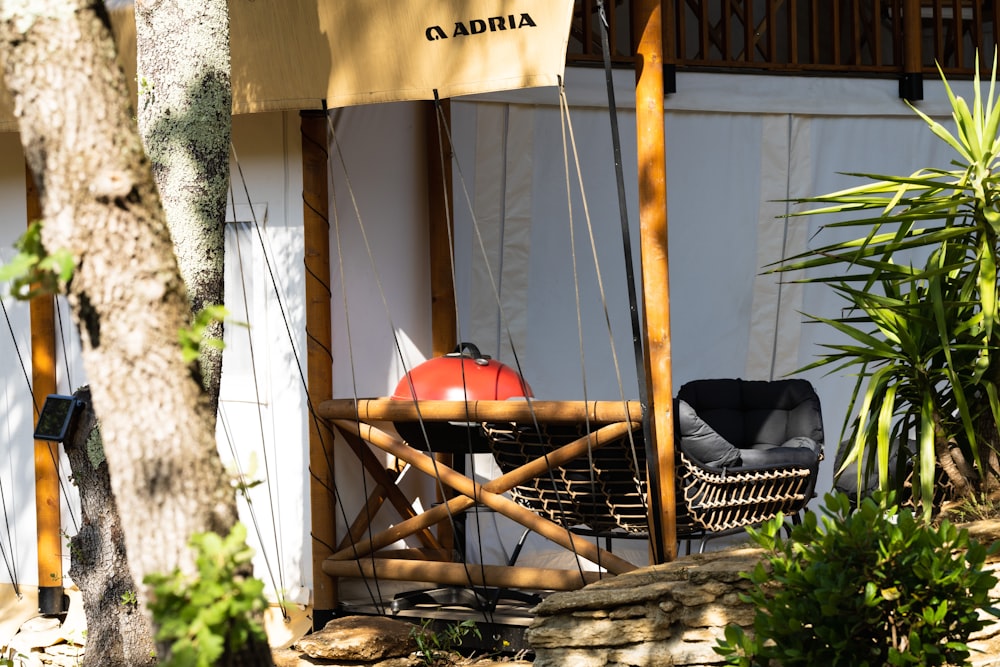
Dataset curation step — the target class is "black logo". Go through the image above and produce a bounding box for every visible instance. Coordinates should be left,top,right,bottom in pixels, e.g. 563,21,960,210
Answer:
426,13,538,41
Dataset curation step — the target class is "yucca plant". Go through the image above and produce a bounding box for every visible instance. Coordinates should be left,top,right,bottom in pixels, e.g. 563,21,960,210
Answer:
775,53,1000,519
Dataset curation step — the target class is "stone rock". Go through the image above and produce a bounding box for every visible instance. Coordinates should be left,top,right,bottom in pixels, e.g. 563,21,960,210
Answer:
526,607,673,649
294,615,419,661
528,544,1000,667
19,617,60,633
273,646,425,666
44,643,84,657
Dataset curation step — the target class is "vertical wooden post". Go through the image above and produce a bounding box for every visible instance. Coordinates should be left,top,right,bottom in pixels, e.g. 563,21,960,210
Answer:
26,162,63,613
660,0,677,94
635,0,677,562
426,99,458,556
900,0,923,100
427,99,456,360
301,110,337,617
992,0,1000,51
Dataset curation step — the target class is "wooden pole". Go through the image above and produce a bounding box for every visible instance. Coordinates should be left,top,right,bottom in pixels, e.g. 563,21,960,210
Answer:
301,110,338,615
335,428,442,551
427,99,456,359
327,420,638,562
26,162,63,613
635,0,677,562
331,419,640,575
426,98,458,555
323,558,605,591
900,0,923,100
319,398,644,424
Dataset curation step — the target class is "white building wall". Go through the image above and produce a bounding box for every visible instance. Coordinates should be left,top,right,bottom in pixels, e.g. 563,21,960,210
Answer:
0,67,983,610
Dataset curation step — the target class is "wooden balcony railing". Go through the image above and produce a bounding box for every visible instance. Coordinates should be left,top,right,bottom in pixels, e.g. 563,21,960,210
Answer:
567,0,1000,79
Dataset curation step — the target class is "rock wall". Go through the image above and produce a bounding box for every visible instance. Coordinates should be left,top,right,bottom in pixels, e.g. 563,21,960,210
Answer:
527,534,1000,667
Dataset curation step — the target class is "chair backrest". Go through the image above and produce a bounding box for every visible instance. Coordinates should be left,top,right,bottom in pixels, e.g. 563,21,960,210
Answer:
483,421,649,535
483,379,824,543
676,378,824,452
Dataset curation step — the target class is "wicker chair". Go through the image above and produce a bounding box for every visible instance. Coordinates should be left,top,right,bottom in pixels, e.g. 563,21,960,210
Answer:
675,378,824,548
482,378,824,558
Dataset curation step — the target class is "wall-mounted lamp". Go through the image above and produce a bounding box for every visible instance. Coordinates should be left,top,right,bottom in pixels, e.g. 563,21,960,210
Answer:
34,394,84,443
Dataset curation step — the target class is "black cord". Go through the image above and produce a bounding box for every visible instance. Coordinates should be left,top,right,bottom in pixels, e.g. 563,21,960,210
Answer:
596,0,667,564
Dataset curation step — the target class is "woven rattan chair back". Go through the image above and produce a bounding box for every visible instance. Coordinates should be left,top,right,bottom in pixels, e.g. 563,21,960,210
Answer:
483,421,649,535
482,379,824,555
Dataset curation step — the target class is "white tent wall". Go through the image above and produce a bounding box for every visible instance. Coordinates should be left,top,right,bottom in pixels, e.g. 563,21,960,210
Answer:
219,110,311,609
326,100,437,595
0,134,42,602
0,111,312,640
437,67,964,566
0,135,87,638
0,64,981,617
0,134,33,591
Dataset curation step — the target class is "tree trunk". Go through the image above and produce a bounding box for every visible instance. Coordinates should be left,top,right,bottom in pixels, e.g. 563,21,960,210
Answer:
0,3,272,664
135,0,230,414
64,387,156,667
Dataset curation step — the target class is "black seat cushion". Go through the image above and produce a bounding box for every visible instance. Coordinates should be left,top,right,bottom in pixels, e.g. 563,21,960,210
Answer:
676,399,742,468
739,445,819,469
677,378,824,452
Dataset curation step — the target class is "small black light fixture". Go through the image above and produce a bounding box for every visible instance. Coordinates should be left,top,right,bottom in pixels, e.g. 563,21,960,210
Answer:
33,394,84,443
899,72,923,102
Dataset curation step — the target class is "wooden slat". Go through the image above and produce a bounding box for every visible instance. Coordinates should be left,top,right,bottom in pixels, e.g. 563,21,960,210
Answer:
766,0,777,63
635,0,677,564
627,0,997,75
27,161,63,610
832,0,842,64
904,0,923,77
301,111,338,611
810,0,820,64
852,0,863,65
426,97,458,559
788,0,799,65
330,419,640,575
699,0,710,59
319,398,643,425
323,558,606,591
744,0,754,62
329,420,638,562
336,428,442,552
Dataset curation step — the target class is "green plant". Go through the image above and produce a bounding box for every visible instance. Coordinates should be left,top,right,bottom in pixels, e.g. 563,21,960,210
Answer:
178,304,231,363
144,522,268,667
410,618,481,665
715,492,1000,666
0,221,74,299
945,490,1000,522
0,645,27,667
772,53,1000,518
120,589,138,606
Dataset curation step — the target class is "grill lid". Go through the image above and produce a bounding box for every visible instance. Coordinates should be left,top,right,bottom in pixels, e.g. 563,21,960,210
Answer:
391,342,532,401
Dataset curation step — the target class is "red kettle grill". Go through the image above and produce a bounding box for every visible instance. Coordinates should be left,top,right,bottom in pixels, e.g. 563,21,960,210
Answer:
391,342,533,452
392,342,533,401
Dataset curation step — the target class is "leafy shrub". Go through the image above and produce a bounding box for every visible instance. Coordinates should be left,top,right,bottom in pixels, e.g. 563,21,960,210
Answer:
411,618,481,666
715,492,999,666
145,522,269,667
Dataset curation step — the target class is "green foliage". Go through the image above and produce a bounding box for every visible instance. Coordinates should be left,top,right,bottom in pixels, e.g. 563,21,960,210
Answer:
0,221,74,299
144,522,269,667
85,424,105,470
0,646,26,667
715,492,1000,666
120,589,138,607
410,618,481,666
227,451,264,501
178,304,231,363
771,53,1000,518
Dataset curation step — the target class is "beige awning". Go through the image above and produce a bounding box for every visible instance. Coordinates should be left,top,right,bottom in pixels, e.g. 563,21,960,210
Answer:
0,0,575,132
